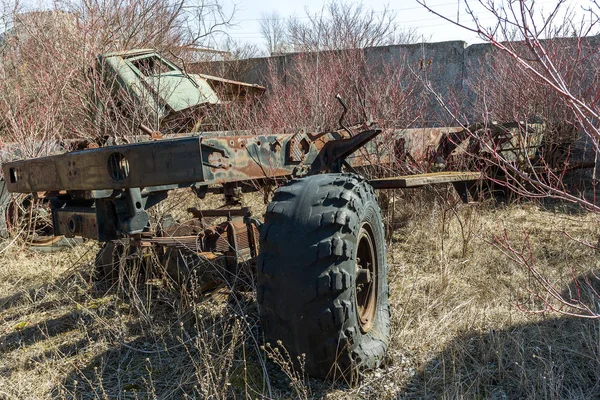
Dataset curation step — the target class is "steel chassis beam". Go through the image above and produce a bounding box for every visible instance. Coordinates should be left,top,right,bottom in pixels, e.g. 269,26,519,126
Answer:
2,124,483,241
4,125,380,194
369,171,481,189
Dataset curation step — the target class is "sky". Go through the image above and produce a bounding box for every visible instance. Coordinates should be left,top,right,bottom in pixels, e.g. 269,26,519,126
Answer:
6,0,594,52
218,0,593,52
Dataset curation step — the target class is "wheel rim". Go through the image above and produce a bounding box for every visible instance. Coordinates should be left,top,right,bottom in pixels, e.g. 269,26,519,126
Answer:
355,222,378,333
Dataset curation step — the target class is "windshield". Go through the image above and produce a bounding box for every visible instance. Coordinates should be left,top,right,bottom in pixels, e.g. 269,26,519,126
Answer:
129,56,175,77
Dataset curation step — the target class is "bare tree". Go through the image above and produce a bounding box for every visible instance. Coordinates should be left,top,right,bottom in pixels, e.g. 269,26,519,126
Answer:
287,0,419,52
182,0,235,47
259,12,288,55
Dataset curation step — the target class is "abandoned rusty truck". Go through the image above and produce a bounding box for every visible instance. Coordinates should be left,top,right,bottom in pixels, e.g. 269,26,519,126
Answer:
3,50,576,379
3,118,486,378
91,48,266,136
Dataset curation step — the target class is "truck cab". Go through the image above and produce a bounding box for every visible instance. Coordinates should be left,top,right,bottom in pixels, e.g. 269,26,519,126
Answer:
92,49,265,135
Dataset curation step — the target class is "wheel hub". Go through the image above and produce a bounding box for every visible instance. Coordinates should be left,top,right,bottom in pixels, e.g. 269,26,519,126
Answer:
355,223,378,333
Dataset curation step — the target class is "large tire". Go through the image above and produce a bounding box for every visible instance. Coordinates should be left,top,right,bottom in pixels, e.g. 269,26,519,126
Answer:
257,173,390,379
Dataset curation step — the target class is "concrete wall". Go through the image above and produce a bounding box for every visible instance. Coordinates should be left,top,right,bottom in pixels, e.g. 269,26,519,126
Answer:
194,40,471,125
196,40,470,106
194,36,599,127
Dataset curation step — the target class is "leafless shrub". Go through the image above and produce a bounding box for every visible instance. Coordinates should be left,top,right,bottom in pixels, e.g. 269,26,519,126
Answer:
262,341,310,399
417,0,600,318
208,49,424,136
493,228,600,318
0,0,233,150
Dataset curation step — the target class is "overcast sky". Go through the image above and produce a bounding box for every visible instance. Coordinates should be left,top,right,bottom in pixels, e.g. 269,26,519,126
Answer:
218,0,593,52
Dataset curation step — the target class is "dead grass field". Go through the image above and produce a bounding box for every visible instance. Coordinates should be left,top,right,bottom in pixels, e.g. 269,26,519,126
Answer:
0,187,599,399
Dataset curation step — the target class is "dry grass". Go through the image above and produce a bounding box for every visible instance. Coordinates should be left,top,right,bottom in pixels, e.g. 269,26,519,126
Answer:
0,188,599,399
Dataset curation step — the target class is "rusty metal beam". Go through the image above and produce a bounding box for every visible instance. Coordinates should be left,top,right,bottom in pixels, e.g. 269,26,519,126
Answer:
3,125,384,194
369,171,482,189
4,136,205,192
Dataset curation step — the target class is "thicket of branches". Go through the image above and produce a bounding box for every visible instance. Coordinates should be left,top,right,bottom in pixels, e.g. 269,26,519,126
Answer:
204,1,425,143
208,49,424,135
418,0,600,318
0,0,232,158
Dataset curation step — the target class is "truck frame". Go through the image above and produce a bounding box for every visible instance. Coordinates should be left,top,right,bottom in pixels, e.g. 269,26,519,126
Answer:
3,110,484,378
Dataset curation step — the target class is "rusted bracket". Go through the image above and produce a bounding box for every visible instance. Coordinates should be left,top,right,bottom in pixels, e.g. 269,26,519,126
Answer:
313,128,382,172
288,131,310,163
139,124,163,140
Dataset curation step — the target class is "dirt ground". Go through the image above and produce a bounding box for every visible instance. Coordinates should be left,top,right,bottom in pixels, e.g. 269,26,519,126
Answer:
0,187,599,399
